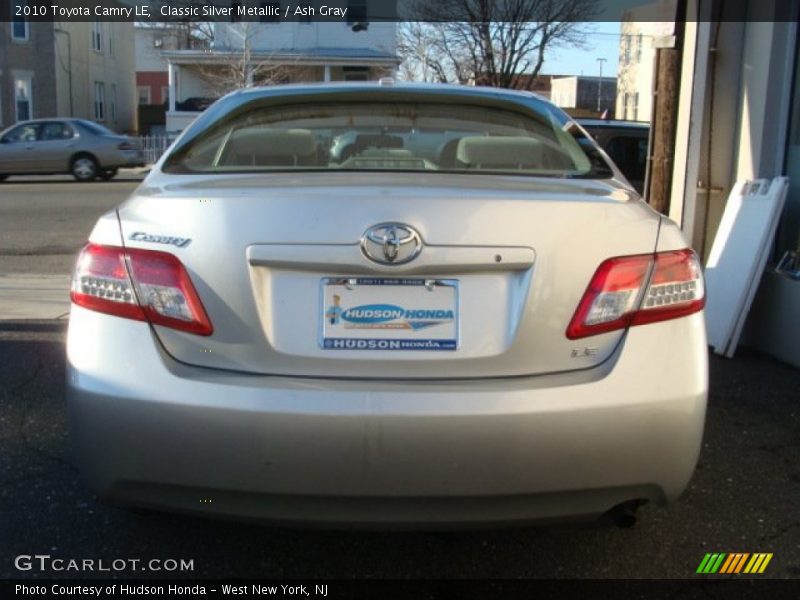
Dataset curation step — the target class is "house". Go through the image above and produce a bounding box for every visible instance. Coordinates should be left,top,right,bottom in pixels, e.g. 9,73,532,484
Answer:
615,1,677,121
0,19,136,133
550,76,617,115
161,19,399,132
135,25,209,135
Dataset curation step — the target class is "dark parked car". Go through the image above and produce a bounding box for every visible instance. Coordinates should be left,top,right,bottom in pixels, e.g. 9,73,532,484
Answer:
578,119,649,195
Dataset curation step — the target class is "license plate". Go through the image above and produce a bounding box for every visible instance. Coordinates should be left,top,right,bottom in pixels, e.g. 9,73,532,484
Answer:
321,278,459,351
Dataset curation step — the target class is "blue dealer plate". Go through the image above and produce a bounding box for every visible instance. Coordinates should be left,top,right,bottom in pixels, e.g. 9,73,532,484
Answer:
320,278,459,351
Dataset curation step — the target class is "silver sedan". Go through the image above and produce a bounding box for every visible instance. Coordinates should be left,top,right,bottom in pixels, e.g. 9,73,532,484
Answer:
0,118,144,182
66,83,707,528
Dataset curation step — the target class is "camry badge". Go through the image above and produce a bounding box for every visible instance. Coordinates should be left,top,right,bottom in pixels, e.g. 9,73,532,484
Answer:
128,232,191,248
361,223,422,265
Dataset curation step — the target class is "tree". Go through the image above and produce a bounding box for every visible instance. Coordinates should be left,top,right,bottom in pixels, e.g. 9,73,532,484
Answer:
398,0,600,89
190,22,294,96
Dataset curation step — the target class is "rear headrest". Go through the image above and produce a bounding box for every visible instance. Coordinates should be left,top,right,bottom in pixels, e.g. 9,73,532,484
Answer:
360,148,414,158
456,136,543,168
226,128,316,157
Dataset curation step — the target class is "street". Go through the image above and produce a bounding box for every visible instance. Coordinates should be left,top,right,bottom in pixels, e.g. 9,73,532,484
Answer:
0,175,141,276
1,178,799,579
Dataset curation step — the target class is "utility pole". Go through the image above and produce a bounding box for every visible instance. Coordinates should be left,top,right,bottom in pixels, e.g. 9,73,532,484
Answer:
646,13,685,214
596,57,607,112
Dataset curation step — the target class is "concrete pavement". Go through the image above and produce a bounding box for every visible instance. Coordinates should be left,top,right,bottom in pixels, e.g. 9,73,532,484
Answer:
0,274,71,320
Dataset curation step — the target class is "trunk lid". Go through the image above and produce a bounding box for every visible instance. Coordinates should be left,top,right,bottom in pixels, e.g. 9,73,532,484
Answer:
117,172,660,379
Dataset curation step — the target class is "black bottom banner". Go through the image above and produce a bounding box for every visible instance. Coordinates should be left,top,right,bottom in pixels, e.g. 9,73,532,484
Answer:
3,579,799,600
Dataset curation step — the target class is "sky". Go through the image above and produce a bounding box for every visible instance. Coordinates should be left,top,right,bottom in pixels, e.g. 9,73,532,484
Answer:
541,22,622,78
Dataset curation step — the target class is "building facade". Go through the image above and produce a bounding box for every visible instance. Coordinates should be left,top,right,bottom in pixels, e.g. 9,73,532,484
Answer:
160,18,399,132
550,76,617,115
0,19,136,133
614,1,676,122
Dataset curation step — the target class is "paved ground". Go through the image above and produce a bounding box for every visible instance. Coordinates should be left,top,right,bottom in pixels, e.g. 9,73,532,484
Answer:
0,175,141,276
1,177,798,581
0,320,798,579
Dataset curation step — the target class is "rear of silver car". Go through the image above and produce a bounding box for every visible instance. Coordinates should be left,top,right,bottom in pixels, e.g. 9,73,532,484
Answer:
66,85,707,526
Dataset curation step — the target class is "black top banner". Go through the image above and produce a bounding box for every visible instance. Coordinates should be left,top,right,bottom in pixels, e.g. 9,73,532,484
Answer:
1,0,797,23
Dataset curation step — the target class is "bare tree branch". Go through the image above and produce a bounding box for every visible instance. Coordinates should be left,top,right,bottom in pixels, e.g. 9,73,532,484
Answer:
398,0,600,88
184,22,296,97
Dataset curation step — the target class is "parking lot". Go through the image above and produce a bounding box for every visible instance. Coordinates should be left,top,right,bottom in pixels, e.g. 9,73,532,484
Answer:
1,178,799,580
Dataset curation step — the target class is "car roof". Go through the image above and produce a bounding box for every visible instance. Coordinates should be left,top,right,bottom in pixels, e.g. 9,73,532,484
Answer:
233,81,545,103
9,118,81,124
578,119,650,129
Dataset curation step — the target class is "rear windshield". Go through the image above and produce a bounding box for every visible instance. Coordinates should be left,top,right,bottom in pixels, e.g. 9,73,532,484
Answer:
162,101,607,178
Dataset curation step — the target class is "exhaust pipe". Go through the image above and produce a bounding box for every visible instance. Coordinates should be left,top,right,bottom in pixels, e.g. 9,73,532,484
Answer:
606,500,647,528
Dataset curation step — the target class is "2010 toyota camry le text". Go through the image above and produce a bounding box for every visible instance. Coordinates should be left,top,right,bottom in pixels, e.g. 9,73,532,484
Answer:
66,82,707,528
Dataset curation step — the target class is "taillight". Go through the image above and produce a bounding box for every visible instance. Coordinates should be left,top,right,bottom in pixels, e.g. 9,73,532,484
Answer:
71,243,213,336
566,249,704,339
117,141,136,151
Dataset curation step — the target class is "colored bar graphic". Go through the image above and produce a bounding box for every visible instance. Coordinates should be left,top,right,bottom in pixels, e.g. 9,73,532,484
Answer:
710,553,726,573
697,553,727,573
733,553,750,573
696,554,713,573
758,554,773,573
700,552,773,575
744,553,774,574
719,553,749,574
719,554,735,574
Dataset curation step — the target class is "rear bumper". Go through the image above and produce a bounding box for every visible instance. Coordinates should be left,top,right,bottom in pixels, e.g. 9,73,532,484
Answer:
104,150,145,168
66,305,707,526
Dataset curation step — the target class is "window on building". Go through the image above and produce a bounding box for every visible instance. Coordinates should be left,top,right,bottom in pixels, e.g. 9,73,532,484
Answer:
137,86,151,105
161,86,170,105
632,91,639,121
109,24,115,56
635,33,643,63
622,36,631,65
260,2,280,23
14,77,32,121
342,66,370,81
11,0,31,42
622,92,630,120
92,21,103,52
111,84,117,121
347,0,367,25
94,82,105,121
11,1,29,41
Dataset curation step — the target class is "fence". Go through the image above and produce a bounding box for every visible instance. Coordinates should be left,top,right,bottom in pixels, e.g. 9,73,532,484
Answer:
137,133,178,165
